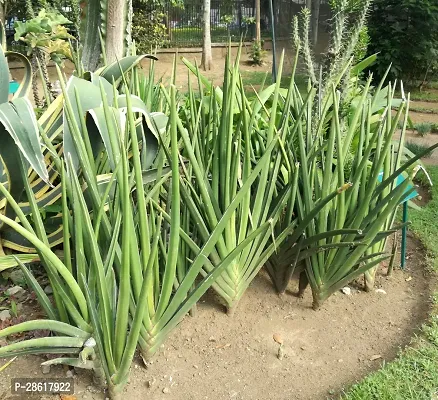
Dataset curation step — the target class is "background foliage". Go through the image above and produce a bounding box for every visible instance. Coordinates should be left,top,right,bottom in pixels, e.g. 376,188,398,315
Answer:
132,0,168,51
368,0,438,85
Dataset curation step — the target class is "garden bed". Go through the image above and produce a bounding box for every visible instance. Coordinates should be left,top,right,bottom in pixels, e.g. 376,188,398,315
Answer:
0,233,434,400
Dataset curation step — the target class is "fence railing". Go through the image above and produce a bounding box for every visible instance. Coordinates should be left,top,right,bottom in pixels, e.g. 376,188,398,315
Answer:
163,0,270,47
162,0,330,48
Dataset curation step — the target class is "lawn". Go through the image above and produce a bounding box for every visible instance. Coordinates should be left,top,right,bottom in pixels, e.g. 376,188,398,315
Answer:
342,166,438,400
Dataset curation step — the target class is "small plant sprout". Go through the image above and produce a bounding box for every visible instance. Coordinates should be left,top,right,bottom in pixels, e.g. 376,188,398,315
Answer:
273,333,285,360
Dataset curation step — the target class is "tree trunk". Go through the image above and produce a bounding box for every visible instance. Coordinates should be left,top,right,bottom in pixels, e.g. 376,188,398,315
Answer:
306,0,311,10
255,0,261,43
0,2,5,26
105,0,127,63
201,0,212,71
312,0,321,44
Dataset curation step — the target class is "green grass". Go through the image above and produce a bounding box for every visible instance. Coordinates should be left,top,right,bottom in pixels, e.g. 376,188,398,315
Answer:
408,84,438,102
410,92,438,102
170,27,237,46
425,81,438,90
342,166,438,400
410,106,438,115
396,82,438,102
409,167,438,264
343,345,438,400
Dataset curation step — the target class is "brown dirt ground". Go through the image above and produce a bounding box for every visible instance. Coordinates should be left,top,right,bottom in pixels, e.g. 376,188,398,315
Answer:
0,233,435,400
408,110,438,125
393,99,438,166
8,48,277,100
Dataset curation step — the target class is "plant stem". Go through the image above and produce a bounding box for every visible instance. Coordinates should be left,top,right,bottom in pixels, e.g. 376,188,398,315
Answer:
387,234,398,277
31,53,43,108
298,271,309,298
226,301,239,317
36,49,56,100
108,383,123,400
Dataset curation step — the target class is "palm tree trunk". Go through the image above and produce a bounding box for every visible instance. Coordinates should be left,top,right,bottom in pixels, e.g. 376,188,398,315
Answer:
201,0,212,71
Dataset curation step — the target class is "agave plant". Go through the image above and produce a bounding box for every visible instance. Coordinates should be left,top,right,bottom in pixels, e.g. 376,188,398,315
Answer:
0,43,49,269
0,47,158,270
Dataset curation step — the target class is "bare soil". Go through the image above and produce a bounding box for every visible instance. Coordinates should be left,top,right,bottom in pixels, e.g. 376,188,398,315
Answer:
409,110,438,125
8,49,275,100
0,233,435,400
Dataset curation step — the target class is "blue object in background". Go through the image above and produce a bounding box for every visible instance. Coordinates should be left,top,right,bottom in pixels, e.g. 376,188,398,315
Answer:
377,172,419,270
9,80,19,94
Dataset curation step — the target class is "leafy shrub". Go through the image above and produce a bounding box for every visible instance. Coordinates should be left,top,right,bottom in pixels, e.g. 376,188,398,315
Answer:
368,0,438,84
132,8,168,52
14,9,73,64
249,39,266,66
14,8,74,107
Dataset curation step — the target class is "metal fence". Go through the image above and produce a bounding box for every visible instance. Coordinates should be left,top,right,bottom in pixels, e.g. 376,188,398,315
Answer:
162,0,331,48
163,0,270,48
